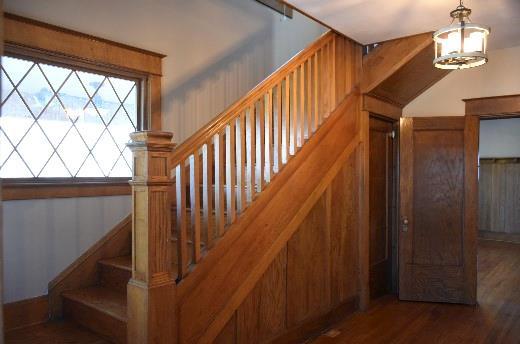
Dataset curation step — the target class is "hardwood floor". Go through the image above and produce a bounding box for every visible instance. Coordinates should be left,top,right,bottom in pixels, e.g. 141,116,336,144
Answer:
5,320,109,343
311,239,520,344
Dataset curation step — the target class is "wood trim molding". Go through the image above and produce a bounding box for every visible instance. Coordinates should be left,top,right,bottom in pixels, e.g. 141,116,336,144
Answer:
2,179,131,201
4,13,164,76
48,215,132,318
363,95,402,121
4,295,49,332
464,94,520,117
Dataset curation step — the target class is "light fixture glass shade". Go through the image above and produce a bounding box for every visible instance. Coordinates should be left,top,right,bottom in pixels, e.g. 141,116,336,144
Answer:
433,2,490,70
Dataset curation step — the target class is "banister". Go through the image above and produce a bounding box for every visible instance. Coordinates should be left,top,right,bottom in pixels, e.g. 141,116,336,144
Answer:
169,31,334,166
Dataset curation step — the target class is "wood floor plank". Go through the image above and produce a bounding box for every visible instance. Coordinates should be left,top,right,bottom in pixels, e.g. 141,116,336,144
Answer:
311,240,520,344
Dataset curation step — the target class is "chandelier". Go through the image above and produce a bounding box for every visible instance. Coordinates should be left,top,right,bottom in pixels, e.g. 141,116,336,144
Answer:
433,1,490,69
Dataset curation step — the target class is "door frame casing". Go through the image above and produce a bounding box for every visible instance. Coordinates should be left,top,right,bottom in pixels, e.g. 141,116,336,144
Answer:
368,112,400,296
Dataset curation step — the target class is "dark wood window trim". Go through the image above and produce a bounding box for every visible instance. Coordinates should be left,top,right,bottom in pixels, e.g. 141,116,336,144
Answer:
2,13,165,200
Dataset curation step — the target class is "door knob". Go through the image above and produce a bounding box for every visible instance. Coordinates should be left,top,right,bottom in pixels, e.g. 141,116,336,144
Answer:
402,217,409,232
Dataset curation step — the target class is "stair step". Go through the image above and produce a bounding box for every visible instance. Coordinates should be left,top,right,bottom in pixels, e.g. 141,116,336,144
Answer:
98,256,132,294
62,286,127,344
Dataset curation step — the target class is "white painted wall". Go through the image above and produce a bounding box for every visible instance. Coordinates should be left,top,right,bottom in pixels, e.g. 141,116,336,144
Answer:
404,45,520,117
3,1,325,302
480,118,520,158
3,196,131,302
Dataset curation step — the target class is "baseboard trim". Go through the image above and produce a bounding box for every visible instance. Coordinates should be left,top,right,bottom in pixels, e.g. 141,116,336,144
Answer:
271,296,359,344
479,231,520,244
4,295,49,332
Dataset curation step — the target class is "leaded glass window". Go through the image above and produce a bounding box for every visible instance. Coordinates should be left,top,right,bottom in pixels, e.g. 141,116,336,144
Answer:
0,55,139,178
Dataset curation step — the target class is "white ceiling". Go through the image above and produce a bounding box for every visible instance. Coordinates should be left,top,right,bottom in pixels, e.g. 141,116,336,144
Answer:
285,0,520,50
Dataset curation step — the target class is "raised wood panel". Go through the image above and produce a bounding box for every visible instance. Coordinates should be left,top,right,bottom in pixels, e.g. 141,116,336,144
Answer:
330,152,359,306
236,247,287,343
287,192,331,326
412,129,464,267
479,159,520,233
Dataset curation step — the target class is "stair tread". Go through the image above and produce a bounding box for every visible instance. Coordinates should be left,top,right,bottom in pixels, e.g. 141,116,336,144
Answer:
62,286,127,322
98,256,131,271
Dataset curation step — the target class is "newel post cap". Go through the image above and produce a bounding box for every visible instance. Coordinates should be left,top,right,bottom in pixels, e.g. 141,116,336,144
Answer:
127,130,175,151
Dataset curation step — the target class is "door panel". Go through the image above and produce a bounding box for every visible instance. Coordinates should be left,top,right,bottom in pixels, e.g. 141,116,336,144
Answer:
369,117,394,298
399,117,478,304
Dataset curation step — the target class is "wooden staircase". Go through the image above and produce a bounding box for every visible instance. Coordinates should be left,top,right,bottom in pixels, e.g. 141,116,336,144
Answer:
61,256,131,343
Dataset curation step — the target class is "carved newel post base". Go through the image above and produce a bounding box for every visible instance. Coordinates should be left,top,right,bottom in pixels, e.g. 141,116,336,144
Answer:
126,131,176,344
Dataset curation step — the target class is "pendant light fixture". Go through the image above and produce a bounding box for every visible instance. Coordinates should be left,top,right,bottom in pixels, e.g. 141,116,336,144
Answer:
433,1,490,69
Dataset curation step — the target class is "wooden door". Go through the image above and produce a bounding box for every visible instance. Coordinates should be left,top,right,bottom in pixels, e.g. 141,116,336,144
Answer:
399,117,479,304
369,117,395,298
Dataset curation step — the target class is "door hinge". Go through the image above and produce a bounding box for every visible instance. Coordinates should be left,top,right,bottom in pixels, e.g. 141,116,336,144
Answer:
389,130,396,139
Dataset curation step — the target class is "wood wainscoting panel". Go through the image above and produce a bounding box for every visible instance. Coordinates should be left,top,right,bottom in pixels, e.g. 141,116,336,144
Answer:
329,151,359,306
214,149,362,343
4,295,49,332
287,192,332,326
479,158,520,234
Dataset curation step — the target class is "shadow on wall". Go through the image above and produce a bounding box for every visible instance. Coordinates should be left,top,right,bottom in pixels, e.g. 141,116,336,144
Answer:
164,24,274,143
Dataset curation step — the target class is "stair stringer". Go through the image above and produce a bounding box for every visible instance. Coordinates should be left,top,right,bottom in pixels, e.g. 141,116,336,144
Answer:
176,92,362,343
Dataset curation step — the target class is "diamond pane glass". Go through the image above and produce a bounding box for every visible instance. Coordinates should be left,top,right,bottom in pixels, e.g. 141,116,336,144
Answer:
93,78,121,124
17,124,54,176
2,56,34,86
91,130,121,176
1,92,35,145
17,65,54,117
56,127,89,176
1,55,139,178
39,153,71,177
40,63,71,91
38,97,73,148
75,102,105,149
1,70,15,103
0,129,14,167
0,152,32,178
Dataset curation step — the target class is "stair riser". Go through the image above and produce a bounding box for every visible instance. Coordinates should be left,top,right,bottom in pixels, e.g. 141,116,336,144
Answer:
99,264,131,294
63,298,127,344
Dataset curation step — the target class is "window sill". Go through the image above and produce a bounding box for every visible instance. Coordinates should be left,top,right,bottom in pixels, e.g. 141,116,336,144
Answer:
1,178,132,201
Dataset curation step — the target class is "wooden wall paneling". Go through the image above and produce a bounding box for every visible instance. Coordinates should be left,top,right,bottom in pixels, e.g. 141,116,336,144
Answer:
330,152,360,306
287,192,331,326
214,313,237,344
357,108,370,310
236,246,287,343
4,295,49,332
464,115,479,304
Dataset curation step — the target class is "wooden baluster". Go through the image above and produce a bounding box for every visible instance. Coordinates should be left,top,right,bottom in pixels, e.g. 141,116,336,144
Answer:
175,162,188,278
323,43,330,120
202,141,214,248
314,52,319,133
237,112,246,212
299,63,305,146
247,104,256,202
256,99,265,192
214,133,225,236
283,76,290,164
265,90,272,183
225,121,236,224
291,69,298,155
332,34,337,109
189,152,201,263
275,82,282,172
127,131,176,344
307,57,312,139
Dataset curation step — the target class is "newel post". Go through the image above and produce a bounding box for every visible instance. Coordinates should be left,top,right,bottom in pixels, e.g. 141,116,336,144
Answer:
127,131,177,343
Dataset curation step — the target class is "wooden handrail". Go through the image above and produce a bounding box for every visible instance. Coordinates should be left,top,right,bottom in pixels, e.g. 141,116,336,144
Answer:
170,31,334,165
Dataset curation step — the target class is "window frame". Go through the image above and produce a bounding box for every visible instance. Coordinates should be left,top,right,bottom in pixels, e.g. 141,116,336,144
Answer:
2,13,165,200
